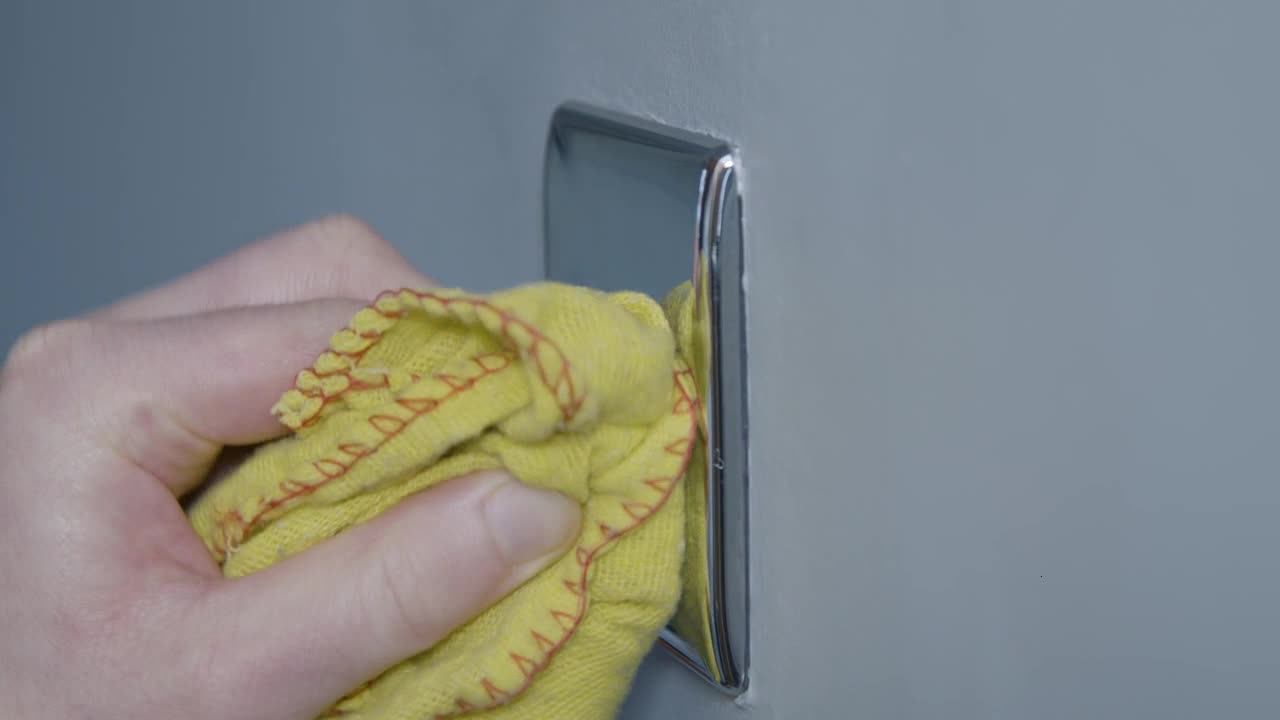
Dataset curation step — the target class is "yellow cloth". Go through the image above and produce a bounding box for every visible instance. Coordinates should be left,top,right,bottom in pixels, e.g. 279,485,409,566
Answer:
188,282,702,719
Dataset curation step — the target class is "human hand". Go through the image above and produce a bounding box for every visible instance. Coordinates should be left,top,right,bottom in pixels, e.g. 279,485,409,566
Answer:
0,216,581,719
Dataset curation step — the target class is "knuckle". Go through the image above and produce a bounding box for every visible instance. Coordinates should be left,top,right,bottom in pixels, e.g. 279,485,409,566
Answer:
312,213,393,257
271,213,390,264
371,550,441,647
290,214,429,295
362,510,508,651
3,319,94,381
293,214,431,295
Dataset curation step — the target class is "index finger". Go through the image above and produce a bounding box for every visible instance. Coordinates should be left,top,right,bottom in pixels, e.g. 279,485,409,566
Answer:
64,299,368,495
95,215,435,320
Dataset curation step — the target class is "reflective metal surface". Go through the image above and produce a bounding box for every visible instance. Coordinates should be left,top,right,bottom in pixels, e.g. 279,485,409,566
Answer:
543,102,749,693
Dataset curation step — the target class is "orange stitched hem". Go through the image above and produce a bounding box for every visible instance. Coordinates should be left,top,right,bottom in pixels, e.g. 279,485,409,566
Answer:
290,307,406,428
225,287,689,717
426,367,698,719
316,368,697,720
286,289,584,430
210,352,512,560
216,286,589,559
393,289,584,423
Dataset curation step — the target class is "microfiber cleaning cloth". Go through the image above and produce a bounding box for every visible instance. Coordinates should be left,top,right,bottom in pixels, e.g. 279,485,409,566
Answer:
188,281,705,719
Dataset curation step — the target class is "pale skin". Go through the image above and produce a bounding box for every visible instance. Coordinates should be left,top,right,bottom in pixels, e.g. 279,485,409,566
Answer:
0,216,581,719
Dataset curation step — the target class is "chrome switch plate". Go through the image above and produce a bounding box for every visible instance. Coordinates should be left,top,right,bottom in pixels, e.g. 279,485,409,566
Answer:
543,102,748,694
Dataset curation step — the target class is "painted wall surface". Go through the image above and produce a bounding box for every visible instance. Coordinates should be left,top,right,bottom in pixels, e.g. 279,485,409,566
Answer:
4,3,1279,718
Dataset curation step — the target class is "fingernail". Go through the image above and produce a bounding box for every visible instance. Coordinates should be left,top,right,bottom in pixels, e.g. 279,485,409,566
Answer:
481,478,581,566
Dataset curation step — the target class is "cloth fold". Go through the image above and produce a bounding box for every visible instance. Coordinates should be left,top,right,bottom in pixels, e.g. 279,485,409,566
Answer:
188,282,702,719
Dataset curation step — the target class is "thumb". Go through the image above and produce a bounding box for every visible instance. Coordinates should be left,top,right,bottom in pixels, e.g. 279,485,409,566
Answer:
196,470,580,719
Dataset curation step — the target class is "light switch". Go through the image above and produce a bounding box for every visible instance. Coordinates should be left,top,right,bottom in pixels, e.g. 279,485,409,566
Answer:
544,102,749,694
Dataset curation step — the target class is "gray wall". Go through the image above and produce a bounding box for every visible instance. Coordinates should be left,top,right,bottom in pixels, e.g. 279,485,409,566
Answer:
5,2,1279,718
